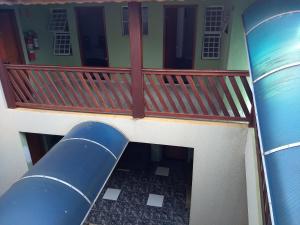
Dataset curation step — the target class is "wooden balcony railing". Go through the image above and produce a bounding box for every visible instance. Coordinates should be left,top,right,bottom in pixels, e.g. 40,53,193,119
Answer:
143,69,253,121
0,62,253,122
3,64,132,115
254,123,272,225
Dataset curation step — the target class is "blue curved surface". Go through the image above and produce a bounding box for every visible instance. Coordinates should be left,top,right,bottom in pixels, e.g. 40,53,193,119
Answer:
243,1,300,225
0,121,129,225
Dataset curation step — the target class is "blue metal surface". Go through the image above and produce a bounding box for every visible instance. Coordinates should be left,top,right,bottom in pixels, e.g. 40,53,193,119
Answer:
243,1,300,225
0,121,129,225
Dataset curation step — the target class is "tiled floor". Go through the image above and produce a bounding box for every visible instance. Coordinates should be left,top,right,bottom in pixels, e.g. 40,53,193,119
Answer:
86,160,191,225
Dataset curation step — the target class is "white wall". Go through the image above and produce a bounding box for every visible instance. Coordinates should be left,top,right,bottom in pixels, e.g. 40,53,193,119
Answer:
0,83,249,225
245,128,263,225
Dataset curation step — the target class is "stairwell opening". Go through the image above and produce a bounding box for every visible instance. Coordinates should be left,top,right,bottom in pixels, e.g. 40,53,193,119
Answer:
21,132,193,225
93,142,194,225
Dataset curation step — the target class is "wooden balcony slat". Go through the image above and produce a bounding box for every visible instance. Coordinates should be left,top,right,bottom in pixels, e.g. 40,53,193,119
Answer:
186,76,208,115
156,75,179,113
27,70,52,105
240,76,253,102
166,75,188,114
219,76,240,117
9,69,36,103
18,69,44,104
67,72,91,107
229,76,250,118
43,71,68,106
59,71,83,107
175,75,198,114
8,70,28,103
145,74,169,112
196,77,218,115
144,79,160,112
93,72,115,108
85,72,107,108
207,77,230,117
76,72,99,108
112,74,132,109
103,73,123,109
120,73,133,106
51,70,74,106
35,71,59,105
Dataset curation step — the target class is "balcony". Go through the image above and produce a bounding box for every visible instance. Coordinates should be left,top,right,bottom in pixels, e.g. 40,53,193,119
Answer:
0,62,253,123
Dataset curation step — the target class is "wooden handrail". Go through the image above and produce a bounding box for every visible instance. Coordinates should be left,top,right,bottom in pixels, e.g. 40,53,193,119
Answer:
143,68,249,76
5,64,131,73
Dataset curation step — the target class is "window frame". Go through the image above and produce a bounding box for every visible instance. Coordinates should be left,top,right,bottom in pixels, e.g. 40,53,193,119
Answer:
202,6,224,60
48,8,69,32
121,6,149,36
53,32,72,56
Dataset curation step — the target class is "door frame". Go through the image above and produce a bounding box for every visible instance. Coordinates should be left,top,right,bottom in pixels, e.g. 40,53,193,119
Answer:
0,9,25,64
163,5,198,69
75,6,109,67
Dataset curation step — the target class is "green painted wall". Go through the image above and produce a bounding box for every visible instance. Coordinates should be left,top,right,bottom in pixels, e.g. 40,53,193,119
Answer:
0,0,251,70
105,2,163,68
17,5,81,66
104,3,130,67
226,0,254,70
106,0,232,69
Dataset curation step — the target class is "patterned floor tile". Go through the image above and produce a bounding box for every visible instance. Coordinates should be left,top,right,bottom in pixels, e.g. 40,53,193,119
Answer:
86,160,191,225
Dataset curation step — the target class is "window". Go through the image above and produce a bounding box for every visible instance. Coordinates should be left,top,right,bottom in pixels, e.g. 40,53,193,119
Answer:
48,9,68,32
48,8,72,56
142,7,148,35
122,7,129,36
204,6,223,33
202,6,224,59
53,32,72,56
122,6,148,36
202,34,221,59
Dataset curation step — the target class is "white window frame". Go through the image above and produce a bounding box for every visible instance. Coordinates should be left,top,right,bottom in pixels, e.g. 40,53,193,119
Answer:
121,6,149,36
53,32,72,56
48,8,69,32
202,6,224,60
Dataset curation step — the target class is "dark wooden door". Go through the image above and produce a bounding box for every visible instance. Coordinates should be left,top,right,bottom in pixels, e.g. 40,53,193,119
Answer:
164,6,197,69
76,7,109,67
26,133,46,165
164,7,178,69
0,10,23,64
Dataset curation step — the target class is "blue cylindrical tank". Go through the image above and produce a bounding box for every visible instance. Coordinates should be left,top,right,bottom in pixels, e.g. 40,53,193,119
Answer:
243,1,300,225
0,121,128,225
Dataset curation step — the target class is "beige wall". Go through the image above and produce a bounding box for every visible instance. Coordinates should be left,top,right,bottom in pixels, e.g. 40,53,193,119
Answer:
245,128,263,225
0,82,249,225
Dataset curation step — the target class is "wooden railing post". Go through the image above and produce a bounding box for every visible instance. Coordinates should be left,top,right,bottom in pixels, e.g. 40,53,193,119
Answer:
249,105,255,127
128,2,145,118
0,60,16,108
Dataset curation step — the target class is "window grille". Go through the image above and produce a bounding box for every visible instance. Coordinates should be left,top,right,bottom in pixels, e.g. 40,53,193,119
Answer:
202,34,221,59
202,6,224,59
53,32,72,56
122,6,148,36
48,9,68,32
